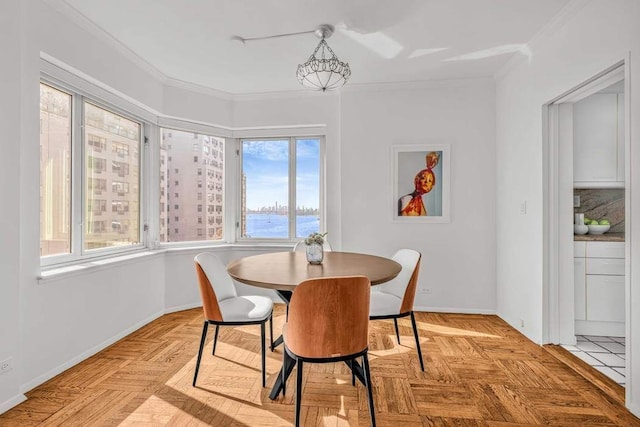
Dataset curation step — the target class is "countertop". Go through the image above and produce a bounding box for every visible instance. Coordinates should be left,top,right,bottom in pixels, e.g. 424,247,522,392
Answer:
574,232,625,242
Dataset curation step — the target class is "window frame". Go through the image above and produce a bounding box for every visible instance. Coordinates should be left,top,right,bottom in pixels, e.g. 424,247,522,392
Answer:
236,135,325,243
40,77,148,268
157,125,227,248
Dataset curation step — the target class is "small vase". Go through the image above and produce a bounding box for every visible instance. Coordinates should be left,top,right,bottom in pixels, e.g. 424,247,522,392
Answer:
306,242,324,265
574,213,588,235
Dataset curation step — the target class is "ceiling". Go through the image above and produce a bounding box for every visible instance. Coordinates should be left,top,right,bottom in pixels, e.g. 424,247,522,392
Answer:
59,0,571,95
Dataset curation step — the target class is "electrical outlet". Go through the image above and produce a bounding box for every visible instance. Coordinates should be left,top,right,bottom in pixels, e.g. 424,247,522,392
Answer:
519,319,525,328
0,357,13,374
420,288,432,294
573,195,581,208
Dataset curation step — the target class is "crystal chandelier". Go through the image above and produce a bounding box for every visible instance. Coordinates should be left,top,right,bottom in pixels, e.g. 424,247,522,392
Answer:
296,25,351,92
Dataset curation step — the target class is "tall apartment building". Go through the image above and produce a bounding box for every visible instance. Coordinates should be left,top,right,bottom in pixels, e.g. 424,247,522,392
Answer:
159,130,224,242
84,103,140,250
40,85,140,255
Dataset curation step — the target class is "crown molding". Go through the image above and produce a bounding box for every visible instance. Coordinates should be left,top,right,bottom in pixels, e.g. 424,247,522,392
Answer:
44,0,168,83
163,77,235,101
494,0,591,80
341,77,494,93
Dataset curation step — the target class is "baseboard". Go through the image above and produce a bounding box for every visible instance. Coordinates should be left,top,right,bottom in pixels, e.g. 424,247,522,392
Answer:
165,296,284,315
20,309,165,394
0,394,26,415
164,302,202,314
413,306,497,315
575,320,625,337
627,399,640,419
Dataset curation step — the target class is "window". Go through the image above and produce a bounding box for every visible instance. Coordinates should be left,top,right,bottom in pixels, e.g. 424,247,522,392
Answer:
88,178,107,193
239,137,321,239
84,102,140,250
112,160,130,176
40,81,144,263
111,141,129,157
88,134,107,151
160,128,225,243
112,181,130,194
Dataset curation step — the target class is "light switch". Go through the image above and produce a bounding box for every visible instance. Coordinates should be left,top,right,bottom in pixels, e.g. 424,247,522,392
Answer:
574,195,580,208
520,201,527,215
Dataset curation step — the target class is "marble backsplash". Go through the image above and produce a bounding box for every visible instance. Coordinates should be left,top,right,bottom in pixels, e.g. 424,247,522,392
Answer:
574,188,625,233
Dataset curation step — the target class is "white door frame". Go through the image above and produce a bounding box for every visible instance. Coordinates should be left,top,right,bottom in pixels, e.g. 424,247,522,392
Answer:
542,58,632,402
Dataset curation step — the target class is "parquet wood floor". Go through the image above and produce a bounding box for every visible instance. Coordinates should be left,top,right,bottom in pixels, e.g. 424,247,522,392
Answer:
1,306,638,426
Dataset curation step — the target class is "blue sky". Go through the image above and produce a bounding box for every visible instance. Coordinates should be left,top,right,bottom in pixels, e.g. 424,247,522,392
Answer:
243,139,319,211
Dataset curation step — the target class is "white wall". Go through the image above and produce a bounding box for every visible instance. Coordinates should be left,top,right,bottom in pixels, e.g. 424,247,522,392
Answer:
341,81,497,312
36,0,164,113
163,85,232,128
0,0,26,412
495,0,640,415
0,0,173,412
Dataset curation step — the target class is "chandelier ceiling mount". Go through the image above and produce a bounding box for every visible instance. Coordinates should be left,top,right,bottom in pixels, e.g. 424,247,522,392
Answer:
297,24,351,92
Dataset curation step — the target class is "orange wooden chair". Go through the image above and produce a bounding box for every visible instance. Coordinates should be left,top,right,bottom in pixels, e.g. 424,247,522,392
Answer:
282,275,376,426
193,252,273,387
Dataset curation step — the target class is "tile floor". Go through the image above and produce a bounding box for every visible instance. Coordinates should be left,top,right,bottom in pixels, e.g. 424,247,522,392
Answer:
562,335,626,386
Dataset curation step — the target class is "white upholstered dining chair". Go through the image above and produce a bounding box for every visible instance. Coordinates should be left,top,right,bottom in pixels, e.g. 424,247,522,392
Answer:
369,249,424,371
193,252,274,387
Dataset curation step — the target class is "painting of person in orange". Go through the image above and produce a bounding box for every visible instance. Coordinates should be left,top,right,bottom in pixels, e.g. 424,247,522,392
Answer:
398,151,440,216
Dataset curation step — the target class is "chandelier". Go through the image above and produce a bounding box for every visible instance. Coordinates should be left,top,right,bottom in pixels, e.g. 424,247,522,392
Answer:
296,25,351,92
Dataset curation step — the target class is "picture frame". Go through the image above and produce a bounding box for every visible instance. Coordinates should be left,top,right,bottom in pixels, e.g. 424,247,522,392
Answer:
392,144,450,223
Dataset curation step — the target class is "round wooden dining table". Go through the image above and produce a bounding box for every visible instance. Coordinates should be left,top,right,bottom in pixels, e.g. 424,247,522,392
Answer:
227,251,402,291
227,250,402,400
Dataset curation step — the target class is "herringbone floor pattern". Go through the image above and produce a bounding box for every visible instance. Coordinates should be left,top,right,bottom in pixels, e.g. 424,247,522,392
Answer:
1,305,638,426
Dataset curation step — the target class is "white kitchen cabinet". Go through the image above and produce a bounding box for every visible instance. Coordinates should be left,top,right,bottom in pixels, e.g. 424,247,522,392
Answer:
573,93,625,188
586,275,625,322
574,241,625,336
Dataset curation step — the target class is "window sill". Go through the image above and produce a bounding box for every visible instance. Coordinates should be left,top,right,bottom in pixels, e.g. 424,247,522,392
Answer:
38,242,296,283
38,250,165,284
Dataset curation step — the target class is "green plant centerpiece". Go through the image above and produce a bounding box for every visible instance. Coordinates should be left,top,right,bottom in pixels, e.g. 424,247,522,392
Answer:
304,232,327,265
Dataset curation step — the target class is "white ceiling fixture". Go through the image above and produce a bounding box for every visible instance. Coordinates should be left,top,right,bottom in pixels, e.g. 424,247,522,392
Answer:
296,25,351,92
232,24,351,92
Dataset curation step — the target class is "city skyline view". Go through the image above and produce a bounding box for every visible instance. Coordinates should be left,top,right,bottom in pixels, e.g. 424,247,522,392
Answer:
242,138,320,211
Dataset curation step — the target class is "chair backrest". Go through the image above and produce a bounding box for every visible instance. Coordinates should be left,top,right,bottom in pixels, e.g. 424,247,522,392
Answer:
376,249,421,314
194,253,238,322
286,275,370,359
292,240,333,252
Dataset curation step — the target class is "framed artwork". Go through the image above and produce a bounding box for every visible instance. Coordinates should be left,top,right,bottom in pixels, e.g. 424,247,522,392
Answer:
392,144,450,223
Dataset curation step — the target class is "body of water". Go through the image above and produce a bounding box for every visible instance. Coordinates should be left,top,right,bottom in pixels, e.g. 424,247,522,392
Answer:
246,214,319,238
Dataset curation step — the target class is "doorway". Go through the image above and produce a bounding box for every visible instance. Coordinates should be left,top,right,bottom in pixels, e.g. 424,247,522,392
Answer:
542,61,631,390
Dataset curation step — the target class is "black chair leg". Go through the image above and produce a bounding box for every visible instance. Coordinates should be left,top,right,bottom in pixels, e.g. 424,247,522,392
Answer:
410,311,425,371
362,353,376,427
393,318,401,344
193,321,209,386
269,314,274,351
282,351,287,396
261,322,266,387
295,359,304,427
212,325,219,355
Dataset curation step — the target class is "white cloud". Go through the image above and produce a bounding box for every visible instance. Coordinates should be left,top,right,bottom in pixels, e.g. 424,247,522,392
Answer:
242,140,288,161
